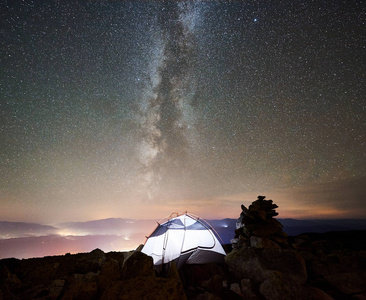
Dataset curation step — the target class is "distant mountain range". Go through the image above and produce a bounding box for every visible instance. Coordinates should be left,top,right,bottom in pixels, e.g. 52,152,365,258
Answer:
1,218,365,259
0,221,58,239
278,218,366,236
209,218,366,244
58,218,156,236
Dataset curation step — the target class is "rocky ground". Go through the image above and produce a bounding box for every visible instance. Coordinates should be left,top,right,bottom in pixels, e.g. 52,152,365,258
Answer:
1,230,365,299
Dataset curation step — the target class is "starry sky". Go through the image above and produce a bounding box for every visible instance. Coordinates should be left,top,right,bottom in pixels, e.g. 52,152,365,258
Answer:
1,1,365,224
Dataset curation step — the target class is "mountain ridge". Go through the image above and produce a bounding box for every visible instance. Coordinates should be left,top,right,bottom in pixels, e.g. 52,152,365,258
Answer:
1,218,365,260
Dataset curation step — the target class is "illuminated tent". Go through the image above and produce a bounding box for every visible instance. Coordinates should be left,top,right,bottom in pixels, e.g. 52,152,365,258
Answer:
141,213,226,270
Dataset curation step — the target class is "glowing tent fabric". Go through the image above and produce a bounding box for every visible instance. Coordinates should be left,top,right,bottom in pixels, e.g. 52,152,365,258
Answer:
141,213,226,270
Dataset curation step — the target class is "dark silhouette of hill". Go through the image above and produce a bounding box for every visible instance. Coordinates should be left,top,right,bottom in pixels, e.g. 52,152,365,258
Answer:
208,218,366,245
0,221,58,239
279,218,366,236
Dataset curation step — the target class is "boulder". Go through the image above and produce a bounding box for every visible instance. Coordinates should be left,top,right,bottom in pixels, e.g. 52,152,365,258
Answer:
250,236,281,249
226,248,307,284
0,264,21,287
179,263,226,291
106,251,130,269
0,283,15,300
121,251,155,280
98,258,120,292
230,282,243,297
302,246,366,297
324,272,366,295
258,271,334,300
191,291,221,300
260,275,336,300
307,287,335,300
240,278,259,300
17,258,59,284
49,279,66,299
352,292,366,300
101,276,187,300
61,272,98,300
13,279,64,300
179,263,226,299
259,271,307,300
200,274,224,298
56,249,106,277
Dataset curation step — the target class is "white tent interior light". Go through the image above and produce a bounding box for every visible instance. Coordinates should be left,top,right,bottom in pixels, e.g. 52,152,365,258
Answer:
141,212,226,271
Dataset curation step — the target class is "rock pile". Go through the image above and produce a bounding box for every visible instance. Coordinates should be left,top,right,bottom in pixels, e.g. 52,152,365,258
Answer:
233,195,288,249
225,230,366,300
225,197,366,299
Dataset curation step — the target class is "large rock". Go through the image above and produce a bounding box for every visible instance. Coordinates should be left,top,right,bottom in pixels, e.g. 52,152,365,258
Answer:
226,248,307,284
191,291,222,300
258,271,334,300
101,276,187,300
102,250,188,299
58,248,106,276
121,251,155,280
250,236,281,249
307,287,336,300
259,271,298,300
105,251,130,269
324,272,366,295
225,247,316,299
0,264,21,300
16,257,60,285
240,278,259,300
98,258,120,292
0,264,21,287
49,279,66,299
61,272,99,300
179,263,227,299
302,246,366,298
200,274,224,298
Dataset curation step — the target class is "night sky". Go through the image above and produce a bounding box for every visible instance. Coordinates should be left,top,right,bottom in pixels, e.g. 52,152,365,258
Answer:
1,1,365,224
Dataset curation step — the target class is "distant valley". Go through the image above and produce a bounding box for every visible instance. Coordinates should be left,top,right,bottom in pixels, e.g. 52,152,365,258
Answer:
1,218,365,259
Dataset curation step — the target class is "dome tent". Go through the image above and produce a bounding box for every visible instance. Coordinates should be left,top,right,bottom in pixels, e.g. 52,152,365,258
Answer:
141,212,226,271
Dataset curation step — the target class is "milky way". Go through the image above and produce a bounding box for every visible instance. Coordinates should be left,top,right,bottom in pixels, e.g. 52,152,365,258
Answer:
0,1,365,222
136,2,200,200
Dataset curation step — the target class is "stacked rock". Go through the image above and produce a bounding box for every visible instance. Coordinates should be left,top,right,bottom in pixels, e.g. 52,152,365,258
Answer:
233,196,288,249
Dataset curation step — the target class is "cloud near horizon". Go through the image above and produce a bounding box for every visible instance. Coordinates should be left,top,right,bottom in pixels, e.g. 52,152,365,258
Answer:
133,175,366,221
0,176,365,224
